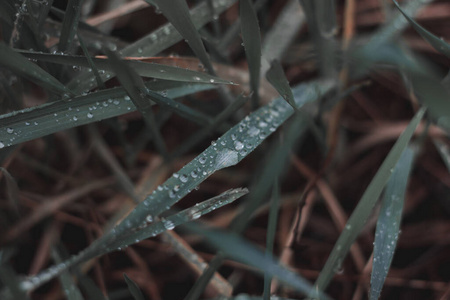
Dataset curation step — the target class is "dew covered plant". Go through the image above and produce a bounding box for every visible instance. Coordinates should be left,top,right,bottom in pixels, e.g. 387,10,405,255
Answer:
0,0,450,300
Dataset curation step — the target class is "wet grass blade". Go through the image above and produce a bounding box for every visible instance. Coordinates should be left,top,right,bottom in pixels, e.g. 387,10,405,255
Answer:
105,49,168,158
19,51,232,84
0,82,214,149
19,80,335,293
52,247,84,300
151,0,214,74
393,0,450,59
240,0,262,107
186,223,330,299
266,60,296,110
58,0,82,53
67,0,237,93
0,43,73,96
78,36,106,89
311,107,426,296
370,146,415,300
123,274,145,300
0,264,29,300
0,167,19,216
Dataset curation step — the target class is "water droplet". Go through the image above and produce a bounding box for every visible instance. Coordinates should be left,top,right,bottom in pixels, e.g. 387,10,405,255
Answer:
199,157,207,164
209,79,215,83
191,170,198,178
6,128,14,134
234,141,244,151
193,76,201,81
146,215,153,223
345,224,352,230
258,121,268,128
247,127,260,137
214,149,239,170
137,47,143,54
163,220,175,230
180,174,188,183
87,112,93,118
0,142,4,148
73,116,78,121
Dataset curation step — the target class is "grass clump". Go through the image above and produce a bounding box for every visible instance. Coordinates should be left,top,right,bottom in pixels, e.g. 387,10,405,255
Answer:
0,0,450,299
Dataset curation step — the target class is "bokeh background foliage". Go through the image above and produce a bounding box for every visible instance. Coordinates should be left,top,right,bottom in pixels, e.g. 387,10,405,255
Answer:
0,0,450,299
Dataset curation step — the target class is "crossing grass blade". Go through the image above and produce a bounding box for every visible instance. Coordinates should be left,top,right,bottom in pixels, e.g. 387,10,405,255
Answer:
310,107,426,297
240,0,262,107
370,146,415,300
57,0,82,53
186,223,330,300
19,51,232,84
17,80,335,293
433,138,450,173
266,60,296,110
0,167,19,216
0,82,215,149
52,248,84,300
393,0,450,59
105,49,168,157
149,0,214,74
67,0,237,93
123,274,145,300
0,43,73,96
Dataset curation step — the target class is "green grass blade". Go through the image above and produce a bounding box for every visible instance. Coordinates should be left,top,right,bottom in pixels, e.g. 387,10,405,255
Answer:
0,264,29,300
107,188,248,251
151,0,214,74
0,43,72,96
369,146,415,300
0,167,19,216
52,248,84,300
18,80,334,293
240,0,262,107
58,0,82,53
310,107,426,297
393,0,450,59
67,0,237,93
266,60,296,110
105,49,168,157
78,36,106,90
19,51,232,85
263,181,280,300
0,82,214,149
123,274,145,300
187,224,330,299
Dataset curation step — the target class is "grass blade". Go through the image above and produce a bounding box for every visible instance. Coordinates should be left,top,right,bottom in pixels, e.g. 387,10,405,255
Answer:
0,167,19,216
433,138,450,173
370,146,415,300
58,0,82,53
67,0,237,93
186,224,330,299
393,0,450,59
123,274,145,300
0,43,72,96
240,0,262,107
265,60,296,110
0,82,214,149
105,49,168,157
19,51,232,84
52,247,84,300
0,264,29,300
151,0,214,74
310,107,426,296
19,80,335,293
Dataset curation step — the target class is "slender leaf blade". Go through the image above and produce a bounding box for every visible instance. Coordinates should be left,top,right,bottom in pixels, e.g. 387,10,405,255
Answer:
311,107,426,296
0,43,72,96
58,0,82,52
370,146,415,300
393,0,450,59
266,60,296,110
240,0,262,107
151,0,214,73
123,274,145,300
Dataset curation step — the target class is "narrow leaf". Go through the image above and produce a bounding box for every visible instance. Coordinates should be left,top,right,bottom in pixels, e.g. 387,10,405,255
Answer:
123,274,145,300
311,107,426,296
266,60,296,110
393,0,450,59
0,43,73,96
370,146,415,300
52,248,84,300
19,51,232,84
240,0,262,107
105,49,167,157
58,0,82,52
187,224,330,299
433,139,450,173
151,0,214,73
